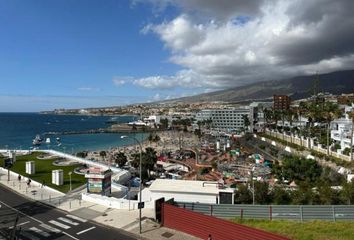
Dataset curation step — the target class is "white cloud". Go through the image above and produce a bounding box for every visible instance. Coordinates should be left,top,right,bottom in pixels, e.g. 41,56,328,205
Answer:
152,93,161,101
113,76,132,86
77,87,100,91
132,69,219,89
134,0,354,91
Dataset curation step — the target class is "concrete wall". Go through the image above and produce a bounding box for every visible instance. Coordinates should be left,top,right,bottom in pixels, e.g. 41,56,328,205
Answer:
264,130,351,162
148,190,218,204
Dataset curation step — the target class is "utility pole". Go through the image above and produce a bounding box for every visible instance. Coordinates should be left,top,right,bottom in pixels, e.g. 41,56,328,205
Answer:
350,110,354,162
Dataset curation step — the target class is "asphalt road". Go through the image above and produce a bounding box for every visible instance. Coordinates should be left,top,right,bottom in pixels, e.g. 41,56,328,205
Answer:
0,184,138,240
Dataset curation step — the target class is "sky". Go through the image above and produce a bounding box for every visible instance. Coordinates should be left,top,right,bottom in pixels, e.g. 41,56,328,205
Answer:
0,0,354,112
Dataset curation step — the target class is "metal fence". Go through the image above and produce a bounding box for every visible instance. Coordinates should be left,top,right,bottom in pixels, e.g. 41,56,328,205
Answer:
173,202,354,222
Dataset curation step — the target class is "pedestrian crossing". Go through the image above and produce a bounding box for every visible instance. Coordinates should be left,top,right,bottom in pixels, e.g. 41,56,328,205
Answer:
17,214,90,240
58,217,79,226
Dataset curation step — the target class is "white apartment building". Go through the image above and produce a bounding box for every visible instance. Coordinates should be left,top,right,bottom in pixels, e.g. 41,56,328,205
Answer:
196,108,251,133
331,105,354,151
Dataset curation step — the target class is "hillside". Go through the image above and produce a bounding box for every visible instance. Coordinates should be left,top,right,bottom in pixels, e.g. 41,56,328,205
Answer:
164,69,354,103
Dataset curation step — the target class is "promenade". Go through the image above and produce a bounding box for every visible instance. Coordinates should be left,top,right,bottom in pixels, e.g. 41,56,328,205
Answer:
0,164,199,239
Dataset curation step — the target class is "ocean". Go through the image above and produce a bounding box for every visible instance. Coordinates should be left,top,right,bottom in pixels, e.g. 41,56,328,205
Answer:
0,113,147,153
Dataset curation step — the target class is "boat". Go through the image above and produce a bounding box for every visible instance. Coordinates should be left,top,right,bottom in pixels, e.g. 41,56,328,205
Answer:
45,138,51,144
127,120,147,126
56,137,61,146
32,135,43,146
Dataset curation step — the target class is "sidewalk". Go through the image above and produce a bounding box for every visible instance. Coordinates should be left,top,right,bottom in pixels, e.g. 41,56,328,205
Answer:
0,169,200,240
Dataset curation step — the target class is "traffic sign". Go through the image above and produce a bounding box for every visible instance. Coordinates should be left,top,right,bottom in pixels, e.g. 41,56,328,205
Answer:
138,202,145,209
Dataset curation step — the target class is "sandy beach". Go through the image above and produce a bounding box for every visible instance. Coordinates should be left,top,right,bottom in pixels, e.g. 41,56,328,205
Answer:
86,130,200,162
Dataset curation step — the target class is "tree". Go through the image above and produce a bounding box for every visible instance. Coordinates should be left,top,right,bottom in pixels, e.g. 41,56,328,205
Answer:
264,108,273,132
132,147,158,179
341,180,354,204
315,179,343,205
290,183,314,205
323,102,341,155
113,152,127,168
234,184,252,204
242,114,250,132
271,160,283,180
254,181,272,204
281,155,322,183
148,133,154,145
76,151,88,158
160,118,169,130
153,134,161,145
199,167,210,175
99,151,107,160
272,186,291,204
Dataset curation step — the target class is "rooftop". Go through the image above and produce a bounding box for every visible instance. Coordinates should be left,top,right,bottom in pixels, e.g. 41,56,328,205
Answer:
149,179,225,195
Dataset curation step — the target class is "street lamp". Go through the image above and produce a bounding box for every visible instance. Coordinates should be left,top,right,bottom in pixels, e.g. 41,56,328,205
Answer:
121,135,143,234
68,171,72,191
350,110,354,162
249,166,256,205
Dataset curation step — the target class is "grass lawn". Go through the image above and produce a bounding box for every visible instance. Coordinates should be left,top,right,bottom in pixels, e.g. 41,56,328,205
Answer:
232,219,354,240
2,152,86,193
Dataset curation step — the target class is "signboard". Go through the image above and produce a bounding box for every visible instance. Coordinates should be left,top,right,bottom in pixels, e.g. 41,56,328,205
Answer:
85,168,112,196
4,158,12,169
138,202,145,209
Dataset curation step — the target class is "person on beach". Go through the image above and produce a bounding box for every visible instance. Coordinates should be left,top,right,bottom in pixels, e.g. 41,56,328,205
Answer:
27,179,31,187
18,174,21,181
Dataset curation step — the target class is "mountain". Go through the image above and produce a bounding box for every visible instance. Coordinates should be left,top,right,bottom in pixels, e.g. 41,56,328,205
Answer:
164,69,354,103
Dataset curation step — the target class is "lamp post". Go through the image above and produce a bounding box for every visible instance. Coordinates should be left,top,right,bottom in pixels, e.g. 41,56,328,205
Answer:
350,110,354,162
68,171,72,191
249,166,256,205
121,135,143,234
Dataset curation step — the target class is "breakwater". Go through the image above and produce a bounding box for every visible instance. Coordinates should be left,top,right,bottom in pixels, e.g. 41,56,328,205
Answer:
44,125,154,136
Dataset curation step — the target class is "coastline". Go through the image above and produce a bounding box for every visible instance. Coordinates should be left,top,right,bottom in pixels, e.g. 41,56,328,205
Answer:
85,130,200,162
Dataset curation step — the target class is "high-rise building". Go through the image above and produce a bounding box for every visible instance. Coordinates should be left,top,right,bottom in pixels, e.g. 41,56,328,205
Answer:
196,108,251,132
273,95,291,111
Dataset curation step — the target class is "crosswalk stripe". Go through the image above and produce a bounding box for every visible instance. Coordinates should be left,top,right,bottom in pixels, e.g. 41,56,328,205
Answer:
9,221,30,229
58,217,79,226
49,220,71,229
40,223,61,234
76,226,96,235
20,231,40,240
66,214,87,222
29,227,51,237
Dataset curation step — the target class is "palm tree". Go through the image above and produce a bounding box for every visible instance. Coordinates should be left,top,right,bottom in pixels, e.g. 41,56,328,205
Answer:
347,110,354,162
242,114,250,133
263,108,273,133
285,109,294,143
148,133,154,146
132,147,158,179
113,152,127,168
153,134,161,146
323,102,341,155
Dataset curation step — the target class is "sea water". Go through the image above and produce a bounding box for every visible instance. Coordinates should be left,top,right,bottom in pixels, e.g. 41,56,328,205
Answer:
0,113,146,153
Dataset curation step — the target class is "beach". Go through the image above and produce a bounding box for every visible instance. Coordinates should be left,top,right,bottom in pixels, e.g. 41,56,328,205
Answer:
86,130,200,162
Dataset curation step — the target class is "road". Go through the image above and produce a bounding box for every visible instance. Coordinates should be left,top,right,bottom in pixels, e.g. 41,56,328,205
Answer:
0,184,138,240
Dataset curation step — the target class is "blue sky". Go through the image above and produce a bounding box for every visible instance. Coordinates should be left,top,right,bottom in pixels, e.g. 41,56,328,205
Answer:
1,0,353,111
0,0,186,111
